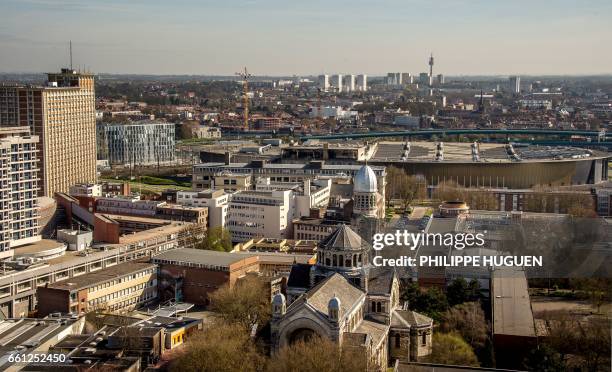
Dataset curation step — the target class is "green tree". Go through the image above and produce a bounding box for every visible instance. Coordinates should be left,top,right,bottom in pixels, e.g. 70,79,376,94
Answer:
427,332,479,367
446,278,480,306
195,226,233,252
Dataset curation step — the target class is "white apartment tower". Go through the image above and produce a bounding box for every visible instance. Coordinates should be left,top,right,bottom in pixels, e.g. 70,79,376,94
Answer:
331,74,343,92
356,75,367,91
344,75,356,92
0,127,41,259
318,75,330,92
509,76,521,94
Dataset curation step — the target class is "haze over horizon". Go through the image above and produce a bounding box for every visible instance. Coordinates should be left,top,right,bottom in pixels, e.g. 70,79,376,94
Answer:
1,0,611,76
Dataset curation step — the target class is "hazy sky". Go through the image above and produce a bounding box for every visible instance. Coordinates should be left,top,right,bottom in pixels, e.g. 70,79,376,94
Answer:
1,0,611,76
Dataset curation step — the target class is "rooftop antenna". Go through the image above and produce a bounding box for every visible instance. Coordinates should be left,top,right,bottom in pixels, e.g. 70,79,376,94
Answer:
69,40,73,70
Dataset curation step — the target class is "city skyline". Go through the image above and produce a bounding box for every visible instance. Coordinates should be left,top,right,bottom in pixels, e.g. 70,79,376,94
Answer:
1,0,611,76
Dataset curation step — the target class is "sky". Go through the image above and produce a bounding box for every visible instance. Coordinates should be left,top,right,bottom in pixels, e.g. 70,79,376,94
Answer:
1,0,611,76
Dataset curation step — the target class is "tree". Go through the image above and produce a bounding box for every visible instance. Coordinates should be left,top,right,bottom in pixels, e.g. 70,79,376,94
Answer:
426,332,479,367
209,275,271,329
440,302,488,351
522,344,565,372
412,287,449,322
542,311,611,371
196,226,233,252
385,167,426,209
267,335,369,372
170,322,265,372
446,278,480,306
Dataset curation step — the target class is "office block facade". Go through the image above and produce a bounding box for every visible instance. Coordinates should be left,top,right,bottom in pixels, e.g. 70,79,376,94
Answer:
99,121,175,166
0,69,97,197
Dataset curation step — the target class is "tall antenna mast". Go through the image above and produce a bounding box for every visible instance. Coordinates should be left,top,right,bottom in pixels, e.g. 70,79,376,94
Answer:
69,40,73,70
235,67,251,130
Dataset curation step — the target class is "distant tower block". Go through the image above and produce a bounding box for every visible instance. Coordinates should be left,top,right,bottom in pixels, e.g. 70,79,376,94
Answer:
356,74,367,91
344,74,355,92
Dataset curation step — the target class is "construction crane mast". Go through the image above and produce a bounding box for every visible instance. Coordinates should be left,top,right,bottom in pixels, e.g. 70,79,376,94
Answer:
316,88,323,130
235,67,251,130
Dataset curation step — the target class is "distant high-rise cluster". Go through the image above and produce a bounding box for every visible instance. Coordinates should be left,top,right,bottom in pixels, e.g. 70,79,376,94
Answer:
318,74,367,92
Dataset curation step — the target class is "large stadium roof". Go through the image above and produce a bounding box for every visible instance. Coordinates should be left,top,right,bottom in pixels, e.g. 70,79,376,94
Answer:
370,141,607,163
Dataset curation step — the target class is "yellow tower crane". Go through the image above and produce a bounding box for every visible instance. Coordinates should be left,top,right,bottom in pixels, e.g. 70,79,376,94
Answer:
235,67,251,130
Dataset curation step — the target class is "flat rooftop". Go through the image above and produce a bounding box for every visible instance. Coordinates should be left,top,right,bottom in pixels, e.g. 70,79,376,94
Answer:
370,141,606,163
152,248,257,269
13,239,65,256
45,261,156,291
491,267,536,337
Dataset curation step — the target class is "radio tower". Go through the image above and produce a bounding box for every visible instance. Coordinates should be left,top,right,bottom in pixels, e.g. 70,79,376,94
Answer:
235,67,251,130
428,53,434,86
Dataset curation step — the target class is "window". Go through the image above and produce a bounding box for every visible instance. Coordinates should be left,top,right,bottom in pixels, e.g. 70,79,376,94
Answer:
395,334,401,348
421,333,427,346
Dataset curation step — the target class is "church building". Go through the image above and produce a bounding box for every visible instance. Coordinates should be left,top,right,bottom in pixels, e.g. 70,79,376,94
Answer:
271,224,433,370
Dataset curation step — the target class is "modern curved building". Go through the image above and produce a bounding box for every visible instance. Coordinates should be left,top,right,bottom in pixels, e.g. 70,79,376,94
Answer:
369,141,610,189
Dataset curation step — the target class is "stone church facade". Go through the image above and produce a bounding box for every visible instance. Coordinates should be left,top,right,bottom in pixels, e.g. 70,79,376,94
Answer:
270,224,433,370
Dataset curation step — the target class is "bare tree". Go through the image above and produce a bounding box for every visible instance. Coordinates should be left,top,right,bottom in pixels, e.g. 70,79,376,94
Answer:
209,275,271,329
267,335,370,372
170,322,265,372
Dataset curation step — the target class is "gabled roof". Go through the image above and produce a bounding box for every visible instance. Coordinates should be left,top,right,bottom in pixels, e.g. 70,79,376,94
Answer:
319,224,364,251
290,273,364,318
368,269,395,295
391,310,433,329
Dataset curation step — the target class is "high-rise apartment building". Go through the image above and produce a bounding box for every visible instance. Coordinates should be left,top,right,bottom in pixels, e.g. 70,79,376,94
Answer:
318,74,330,92
386,72,402,85
0,127,41,259
356,74,367,91
419,72,432,86
98,121,175,166
331,74,343,92
509,76,521,94
0,69,97,197
402,73,413,84
344,74,355,92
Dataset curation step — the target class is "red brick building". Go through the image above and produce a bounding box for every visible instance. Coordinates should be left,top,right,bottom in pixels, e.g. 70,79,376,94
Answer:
152,248,259,306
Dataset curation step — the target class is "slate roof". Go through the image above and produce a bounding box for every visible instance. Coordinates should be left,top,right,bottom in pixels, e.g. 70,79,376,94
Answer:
348,320,388,347
293,273,364,318
391,310,433,328
319,224,365,251
368,269,395,295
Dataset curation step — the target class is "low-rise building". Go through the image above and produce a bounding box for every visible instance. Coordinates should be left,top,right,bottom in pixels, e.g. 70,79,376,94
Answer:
37,261,158,316
152,248,259,306
176,189,229,228
293,218,343,241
